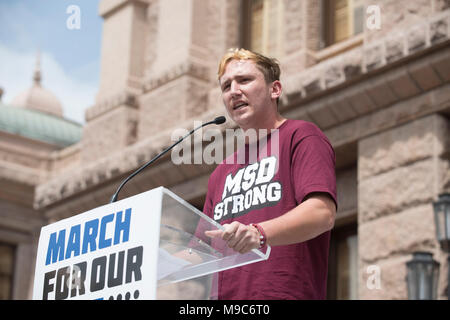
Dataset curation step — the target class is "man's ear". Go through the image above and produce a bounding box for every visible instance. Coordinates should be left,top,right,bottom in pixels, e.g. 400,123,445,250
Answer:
271,80,282,100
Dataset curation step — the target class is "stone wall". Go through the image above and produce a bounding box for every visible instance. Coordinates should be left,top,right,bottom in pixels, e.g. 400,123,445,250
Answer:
364,0,450,42
82,102,139,163
358,114,450,299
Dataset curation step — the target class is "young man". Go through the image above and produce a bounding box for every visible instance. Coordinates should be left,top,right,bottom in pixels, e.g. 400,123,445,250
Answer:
203,48,337,299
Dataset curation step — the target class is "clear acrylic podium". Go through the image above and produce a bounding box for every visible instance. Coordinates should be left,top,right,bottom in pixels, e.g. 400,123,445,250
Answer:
156,188,271,299
33,187,270,300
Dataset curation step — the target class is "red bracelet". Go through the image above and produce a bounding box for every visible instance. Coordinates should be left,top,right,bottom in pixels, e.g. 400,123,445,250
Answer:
250,223,267,248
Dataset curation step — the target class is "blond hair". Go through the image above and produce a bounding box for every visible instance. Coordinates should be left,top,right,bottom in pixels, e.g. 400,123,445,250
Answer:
217,48,281,83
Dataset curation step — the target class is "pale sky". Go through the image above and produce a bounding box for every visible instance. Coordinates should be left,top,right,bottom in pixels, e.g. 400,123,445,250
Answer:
0,0,103,124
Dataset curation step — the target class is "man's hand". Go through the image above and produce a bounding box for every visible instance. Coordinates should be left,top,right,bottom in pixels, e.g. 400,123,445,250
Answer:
205,221,260,254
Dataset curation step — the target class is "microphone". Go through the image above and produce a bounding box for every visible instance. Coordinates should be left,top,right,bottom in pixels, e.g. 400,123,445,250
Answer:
213,116,226,125
110,116,227,203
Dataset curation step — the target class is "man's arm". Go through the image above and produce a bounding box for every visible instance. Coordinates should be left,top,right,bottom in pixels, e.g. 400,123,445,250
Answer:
260,192,336,246
205,192,336,253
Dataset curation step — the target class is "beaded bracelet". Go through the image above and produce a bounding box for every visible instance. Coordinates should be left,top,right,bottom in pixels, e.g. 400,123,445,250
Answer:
250,223,267,248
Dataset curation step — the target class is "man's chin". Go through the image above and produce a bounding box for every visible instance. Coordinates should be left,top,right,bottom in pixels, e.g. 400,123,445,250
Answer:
231,114,252,128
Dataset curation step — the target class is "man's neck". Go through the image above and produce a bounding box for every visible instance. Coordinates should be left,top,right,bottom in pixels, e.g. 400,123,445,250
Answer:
241,114,286,132
241,115,287,144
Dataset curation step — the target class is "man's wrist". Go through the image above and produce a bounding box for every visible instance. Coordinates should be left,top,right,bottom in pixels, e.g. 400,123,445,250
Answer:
250,223,267,248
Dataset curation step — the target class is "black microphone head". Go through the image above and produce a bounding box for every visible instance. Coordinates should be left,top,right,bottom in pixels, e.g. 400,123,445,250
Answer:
214,116,226,125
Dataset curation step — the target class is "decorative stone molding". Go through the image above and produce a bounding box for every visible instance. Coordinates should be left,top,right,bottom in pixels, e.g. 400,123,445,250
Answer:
142,61,210,93
282,10,450,104
0,160,44,187
85,91,138,122
99,0,151,18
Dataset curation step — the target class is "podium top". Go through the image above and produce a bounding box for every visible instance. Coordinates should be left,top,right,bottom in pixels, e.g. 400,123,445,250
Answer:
157,187,271,287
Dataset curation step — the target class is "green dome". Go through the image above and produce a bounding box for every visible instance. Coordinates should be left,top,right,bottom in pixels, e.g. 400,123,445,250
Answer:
0,102,82,147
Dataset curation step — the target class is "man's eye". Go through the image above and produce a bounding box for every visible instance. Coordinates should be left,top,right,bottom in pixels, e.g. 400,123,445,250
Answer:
222,84,230,91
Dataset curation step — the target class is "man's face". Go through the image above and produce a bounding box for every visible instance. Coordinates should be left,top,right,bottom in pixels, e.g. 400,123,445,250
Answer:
219,59,279,130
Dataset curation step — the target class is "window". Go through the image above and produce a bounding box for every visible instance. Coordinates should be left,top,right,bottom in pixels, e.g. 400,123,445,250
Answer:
250,0,264,53
243,0,284,57
327,223,358,299
323,0,364,46
0,243,15,299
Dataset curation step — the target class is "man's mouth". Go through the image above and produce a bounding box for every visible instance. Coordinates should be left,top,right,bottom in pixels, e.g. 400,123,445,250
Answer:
232,102,248,110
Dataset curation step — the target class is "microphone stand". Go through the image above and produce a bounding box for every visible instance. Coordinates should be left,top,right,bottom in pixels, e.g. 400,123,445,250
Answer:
110,116,226,203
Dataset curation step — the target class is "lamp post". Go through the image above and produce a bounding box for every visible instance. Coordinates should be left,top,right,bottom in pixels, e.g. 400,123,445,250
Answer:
406,252,440,300
433,193,450,299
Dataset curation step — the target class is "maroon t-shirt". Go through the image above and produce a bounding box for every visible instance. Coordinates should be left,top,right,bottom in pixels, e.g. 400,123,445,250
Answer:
203,119,337,299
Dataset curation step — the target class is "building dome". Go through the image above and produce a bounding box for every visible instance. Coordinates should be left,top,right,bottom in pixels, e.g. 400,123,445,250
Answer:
11,52,63,118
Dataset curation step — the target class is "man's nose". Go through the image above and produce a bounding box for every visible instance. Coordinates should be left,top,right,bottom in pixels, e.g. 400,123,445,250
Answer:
230,81,241,96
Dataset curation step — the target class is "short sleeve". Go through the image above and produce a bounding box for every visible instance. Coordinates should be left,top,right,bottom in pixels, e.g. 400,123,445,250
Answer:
291,135,337,208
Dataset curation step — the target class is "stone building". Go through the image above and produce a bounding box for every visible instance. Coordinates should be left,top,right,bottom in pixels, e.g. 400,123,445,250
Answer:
1,0,449,299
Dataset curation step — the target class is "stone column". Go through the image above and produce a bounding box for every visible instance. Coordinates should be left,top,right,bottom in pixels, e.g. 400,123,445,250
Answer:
281,0,321,77
138,0,238,137
12,240,38,299
357,114,450,299
80,0,149,163
96,0,149,101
